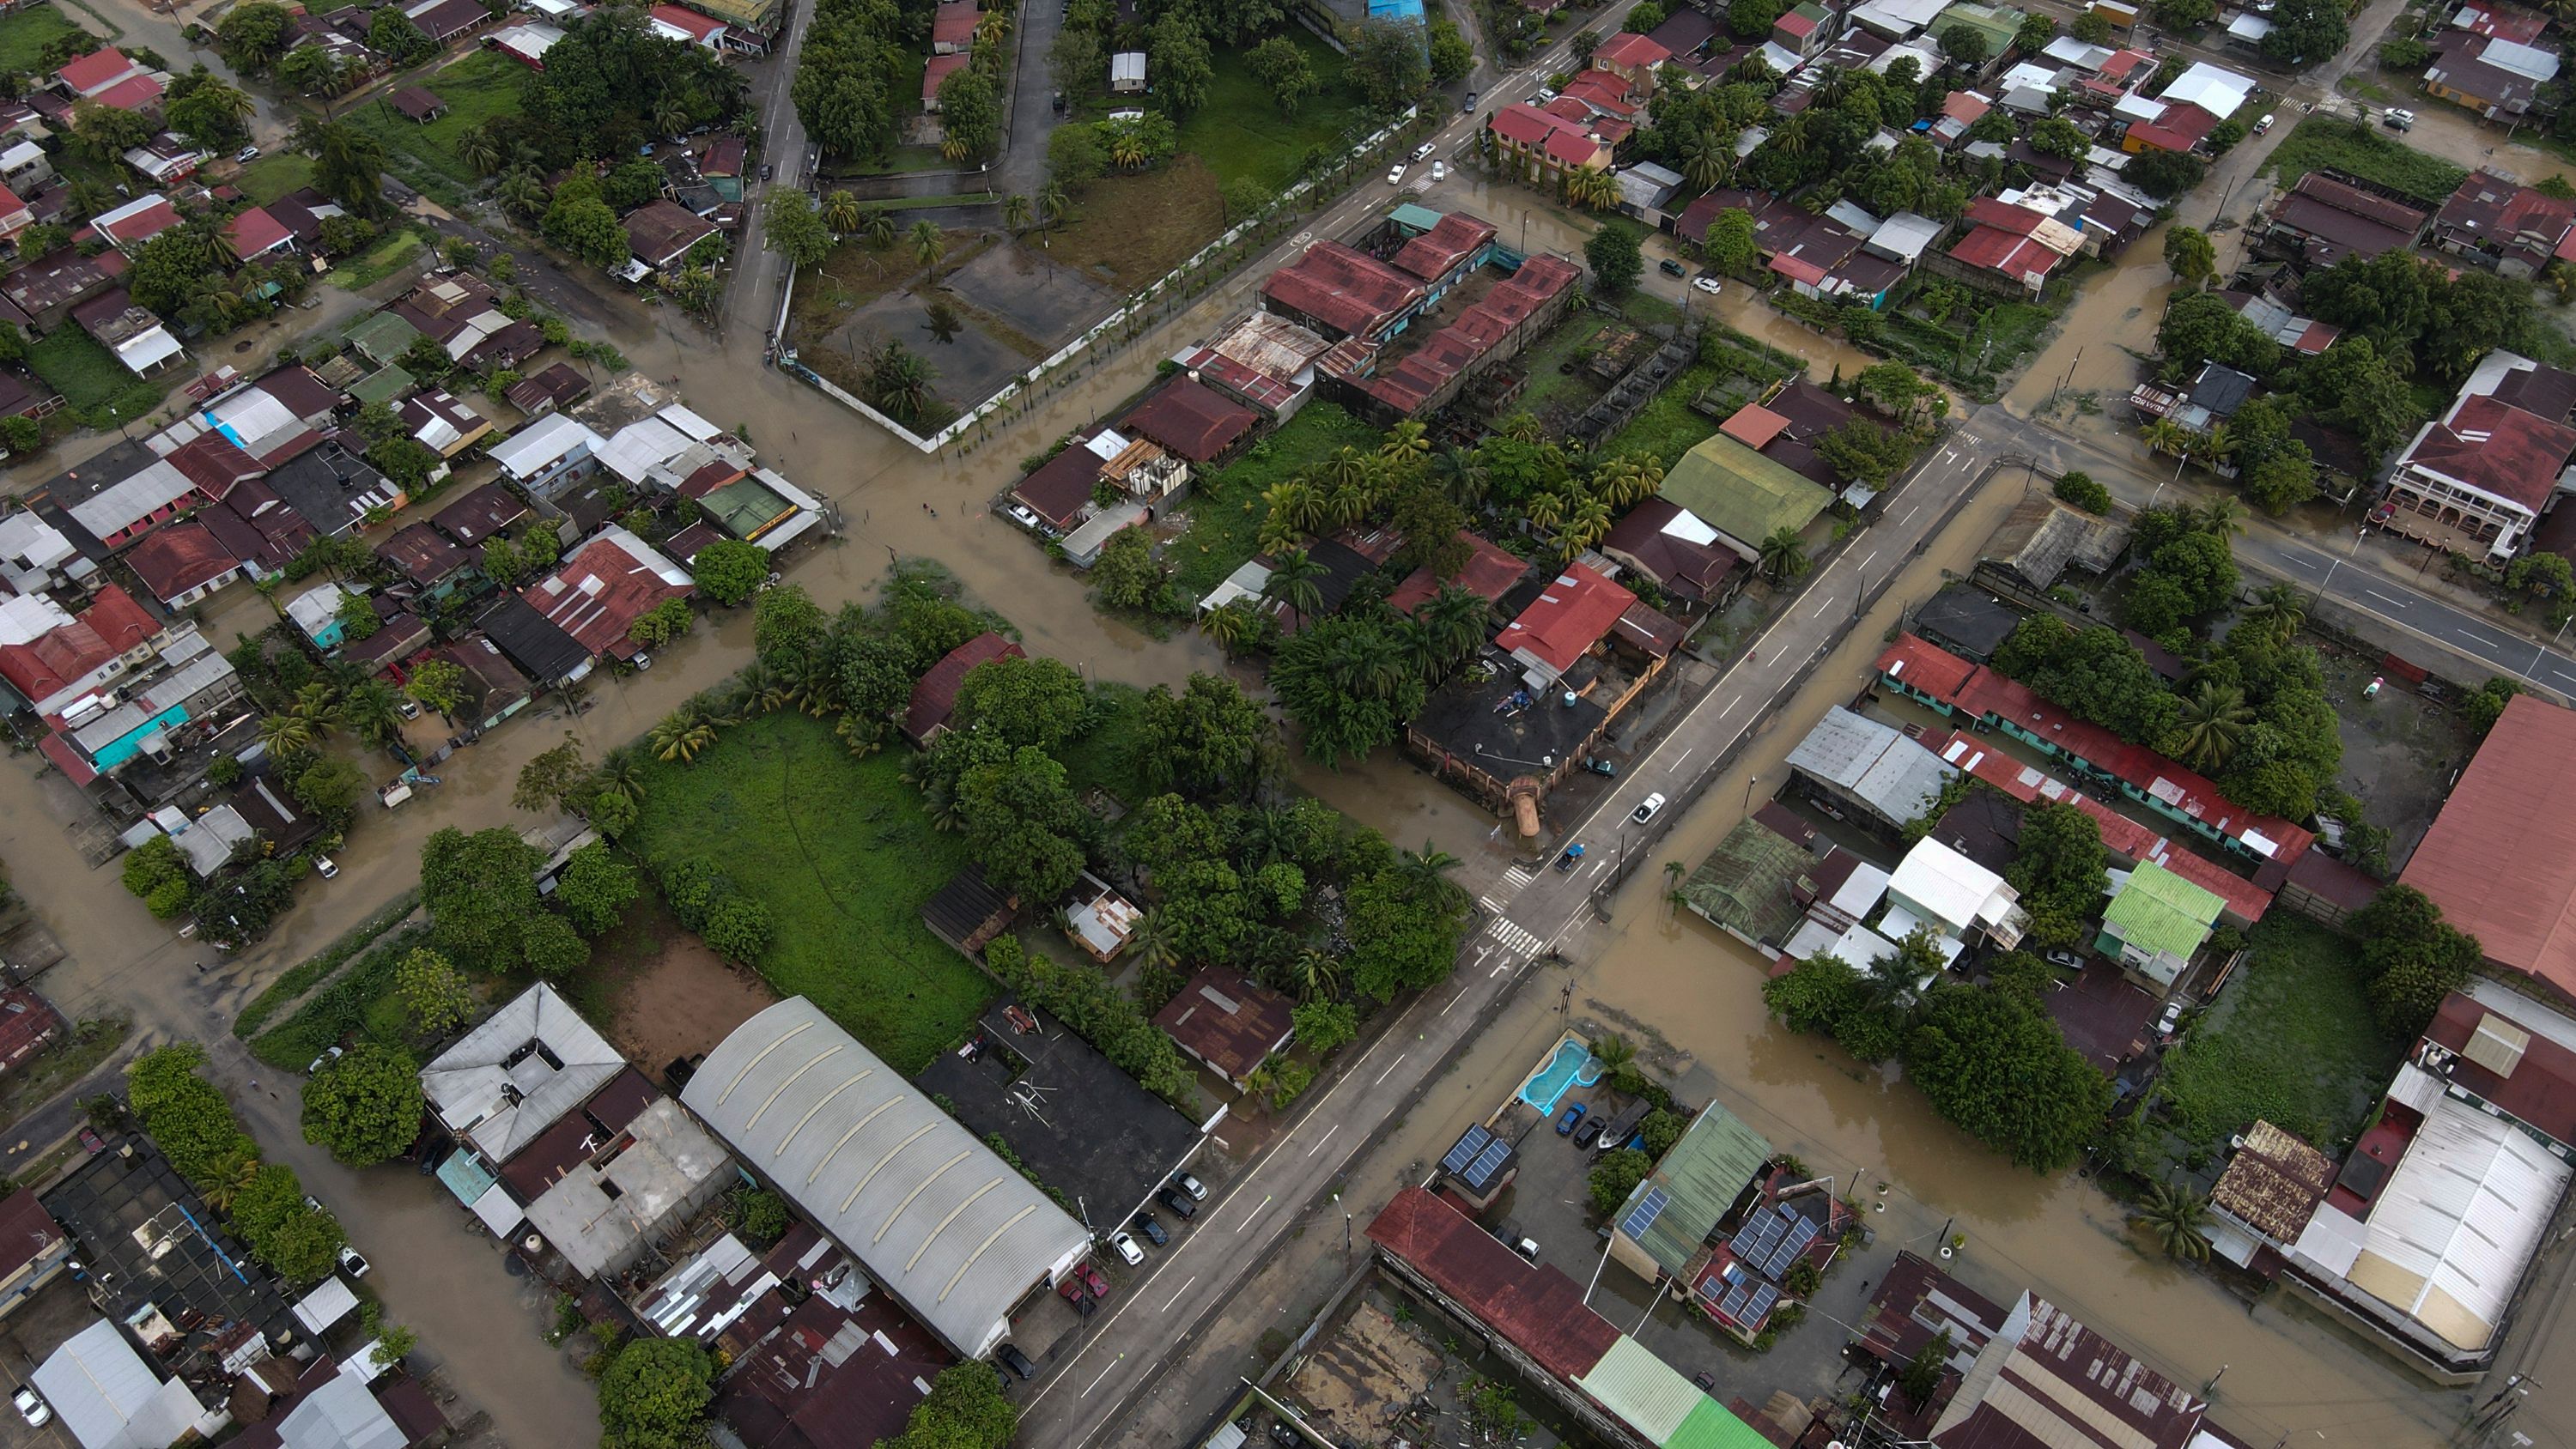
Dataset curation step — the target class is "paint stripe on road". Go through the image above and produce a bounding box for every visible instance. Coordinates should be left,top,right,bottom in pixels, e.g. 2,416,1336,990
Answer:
1160,1276,1197,1313
1307,1125,1340,1157
1375,1051,1407,1085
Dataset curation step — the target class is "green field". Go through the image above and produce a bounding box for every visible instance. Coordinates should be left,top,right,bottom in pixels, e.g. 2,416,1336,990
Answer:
1605,361,1722,463
623,710,990,1074
236,152,316,206
330,228,426,289
0,3,85,76
344,50,528,202
2262,115,2470,206
1172,28,1374,192
28,328,164,427
250,923,436,1070
2153,915,2400,1166
1169,399,1382,598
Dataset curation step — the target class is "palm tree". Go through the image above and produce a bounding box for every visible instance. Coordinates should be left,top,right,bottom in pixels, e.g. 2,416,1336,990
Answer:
653,95,690,139
1677,125,1728,191
1590,1032,1637,1076
593,747,648,806
1037,180,1069,232
278,45,343,106
650,706,720,763
201,1148,260,1210
498,167,548,221
2196,496,2247,537
1564,166,1618,211
1423,585,1489,661
908,219,945,273
1201,599,1261,657
1110,130,1148,169
975,9,1008,44
1263,548,1328,618
1591,454,1659,508
1002,192,1032,234
1291,948,1343,1002
863,210,898,252
941,134,972,165
823,190,862,234
2142,416,2194,461
1261,478,1325,538
1663,859,1685,914
1399,840,1467,909
1523,488,1567,533
341,680,404,747
2172,681,2253,772
1563,496,1613,555
2133,1179,2212,1263
2237,581,2307,647
1316,446,1370,495
454,124,502,179
1124,909,1177,972
1758,526,1810,583
1236,807,1302,869
258,711,319,760
1431,446,1488,506
1382,420,1431,467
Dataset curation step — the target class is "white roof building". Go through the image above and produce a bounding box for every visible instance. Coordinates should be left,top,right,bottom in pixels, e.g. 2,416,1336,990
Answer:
2041,34,2114,69
2157,61,2258,118
291,1275,361,1336
597,415,695,486
1885,836,2027,955
489,413,606,483
2482,36,2561,82
523,1097,731,1277
32,1319,208,1449
1849,0,1951,36
267,1368,406,1449
1783,706,1958,831
1867,211,1943,264
421,983,626,1163
0,511,81,594
683,997,1091,1359
486,21,564,64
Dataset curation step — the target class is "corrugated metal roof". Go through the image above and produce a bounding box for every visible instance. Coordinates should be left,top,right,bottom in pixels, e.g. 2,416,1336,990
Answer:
1575,1337,1771,1449
1613,1100,1770,1276
2100,859,2221,961
2348,1092,2570,1351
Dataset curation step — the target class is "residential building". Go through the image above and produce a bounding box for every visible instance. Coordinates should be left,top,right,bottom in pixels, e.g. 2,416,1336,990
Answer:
2426,29,2560,116
902,631,1022,745
31,1319,209,1449
1939,195,2084,294
2129,360,2257,435
1495,564,1634,688
1658,433,1833,561
2204,1119,2337,1273
2382,373,2576,561
1,246,124,334
1598,500,1745,609
118,133,203,185
647,2,726,45
1928,1291,2239,1446
1062,872,1141,961
1325,251,1581,421
223,205,299,263
398,387,492,458
1781,705,1958,835
1152,965,1295,1090
930,0,975,52
1607,1097,1771,1282
520,524,692,665
1884,835,2028,960
0,585,161,715
404,0,494,43
1485,104,1611,188
2262,172,2431,267
623,198,718,273
1971,493,2130,601
488,413,605,496
52,48,163,111
88,194,179,256
2094,858,2221,987
1680,807,1841,950
2433,168,2576,277
2400,692,2576,999
0,511,82,597
1174,312,1328,421
1384,529,1528,617
1261,239,1427,343
0,1186,69,1319
123,520,244,609
69,288,181,378
374,521,472,596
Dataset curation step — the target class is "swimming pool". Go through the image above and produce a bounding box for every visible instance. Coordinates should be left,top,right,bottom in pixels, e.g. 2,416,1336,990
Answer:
1518,1039,1601,1114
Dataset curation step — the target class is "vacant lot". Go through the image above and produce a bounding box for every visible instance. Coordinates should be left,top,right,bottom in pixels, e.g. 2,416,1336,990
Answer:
237,153,317,206
1167,400,1382,597
29,329,164,427
623,710,990,1074
1605,361,1722,464
346,50,527,202
2263,115,2470,205
2152,915,2398,1169
1173,29,1373,192
573,895,779,1082
1044,155,1229,291
0,3,82,75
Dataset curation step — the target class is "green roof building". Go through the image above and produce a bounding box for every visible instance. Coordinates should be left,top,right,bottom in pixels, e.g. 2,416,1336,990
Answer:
347,363,415,409
1680,816,1813,950
1609,1099,1771,1282
1660,434,1832,560
2095,859,2223,989
345,312,424,369
1935,2,2029,58
1574,1338,1774,1449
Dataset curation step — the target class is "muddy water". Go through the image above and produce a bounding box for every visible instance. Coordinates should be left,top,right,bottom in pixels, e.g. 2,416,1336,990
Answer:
2002,231,2180,425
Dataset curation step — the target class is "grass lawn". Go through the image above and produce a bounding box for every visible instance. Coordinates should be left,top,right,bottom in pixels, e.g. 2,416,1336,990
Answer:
1045,155,1228,291
1169,400,1382,597
0,3,82,76
858,191,1001,212
236,153,316,206
233,890,420,1040
249,923,436,1070
1603,361,1722,463
1173,29,1372,192
2263,115,2470,206
343,50,527,203
623,710,989,1074
2153,915,2402,1167
1512,311,1614,417
330,227,426,289
27,328,163,427
1056,682,1156,807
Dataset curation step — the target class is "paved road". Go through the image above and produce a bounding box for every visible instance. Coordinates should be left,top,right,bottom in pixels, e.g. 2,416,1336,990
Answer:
726,2,823,347
1017,406,2008,1447
1980,411,2576,698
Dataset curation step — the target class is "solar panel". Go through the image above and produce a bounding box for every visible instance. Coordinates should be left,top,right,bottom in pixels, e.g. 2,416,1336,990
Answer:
1743,1282,1780,1324
1619,1185,1671,1240
1440,1125,1492,1176
1717,1282,1753,1322
1765,1215,1821,1277
1467,1137,1512,1186
1731,1208,1786,1264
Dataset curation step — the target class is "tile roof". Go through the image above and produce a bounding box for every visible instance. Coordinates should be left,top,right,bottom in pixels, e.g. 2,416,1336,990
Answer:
1366,1186,1621,1381
1594,30,1671,68
1496,564,1635,676
1151,965,1295,1082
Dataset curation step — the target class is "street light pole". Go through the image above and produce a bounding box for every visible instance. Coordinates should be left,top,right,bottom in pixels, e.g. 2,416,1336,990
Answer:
1742,773,1758,812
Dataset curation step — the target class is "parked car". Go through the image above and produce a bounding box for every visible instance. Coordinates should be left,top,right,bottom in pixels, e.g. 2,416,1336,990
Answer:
1412,141,1437,161
303,1194,325,1214
234,145,260,164
2042,948,2082,969
2383,107,2415,130
12,1387,47,1427
1692,275,1724,295
1431,160,1445,182
1581,756,1616,777
1386,163,1407,186
2253,112,2275,134
2157,998,2187,1037
313,855,338,879
761,161,776,180
1078,1263,1111,1299
79,1127,104,1155
1132,1211,1167,1246
1171,1170,1207,1201
1109,1230,1143,1266
337,1245,370,1278
1059,1276,1088,1305
1555,1101,1587,1136
307,1045,343,1076
1659,258,1686,276
995,1343,1036,1380
1512,1237,1540,1264
1157,1186,1198,1219
1535,86,1558,102
1573,1115,1604,1149
1631,791,1667,824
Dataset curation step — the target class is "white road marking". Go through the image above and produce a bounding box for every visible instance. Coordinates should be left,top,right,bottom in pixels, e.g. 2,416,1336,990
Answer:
1674,748,1693,769
1080,1355,1124,1397
1160,1276,1197,1313
1232,1194,1273,1232
1307,1125,1340,1157
2366,590,2409,607
1375,1052,1407,1085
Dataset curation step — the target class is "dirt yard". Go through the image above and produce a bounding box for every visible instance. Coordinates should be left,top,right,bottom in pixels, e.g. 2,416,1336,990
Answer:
576,898,779,1082
2314,646,2467,873
1287,1298,1443,1447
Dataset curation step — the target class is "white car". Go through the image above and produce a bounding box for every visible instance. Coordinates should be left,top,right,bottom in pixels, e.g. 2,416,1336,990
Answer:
1109,1230,1143,1266
2252,112,2275,134
13,1386,47,1427
338,1245,371,1278
1431,160,1446,182
313,855,338,879
2384,107,2415,130
1387,163,1407,186
1411,140,1437,161
1691,275,1723,295
1631,791,1667,824
307,1045,343,1076
1535,87,1558,102
1005,503,1045,532
234,145,260,164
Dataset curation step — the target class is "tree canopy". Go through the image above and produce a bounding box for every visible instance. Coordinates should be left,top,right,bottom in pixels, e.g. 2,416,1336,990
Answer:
598,1338,716,1449
1905,985,2111,1170
2349,886,2482,1037
2005,802,2108,948
301,1043,426,1166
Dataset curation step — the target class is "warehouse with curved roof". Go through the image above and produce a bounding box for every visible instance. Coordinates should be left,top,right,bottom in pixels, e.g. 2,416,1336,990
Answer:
681,997,1090,1358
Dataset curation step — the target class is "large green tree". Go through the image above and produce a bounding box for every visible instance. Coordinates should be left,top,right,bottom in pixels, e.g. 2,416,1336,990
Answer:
1347,16,1431,112
2004,803,2108,949
301,1044,426,1166
957,743,1092,901
598,1338,716,1449
1905,986,2111,1171
555,842,641,935
2349,886,2483,1037
421,827,545,973
952,654,1088,751
1345,868,1467,1001
884,1362,1018,1449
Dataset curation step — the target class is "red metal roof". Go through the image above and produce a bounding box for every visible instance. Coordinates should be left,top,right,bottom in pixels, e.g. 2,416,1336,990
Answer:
1948,225,2063,280
1389,213,1497,283
2126,100,2217,153
88,73,163,112
902,632,1024,743
931,0,977,45
1262,239,1425,340
2402,694,2576,998
0,990,61,1079
520,531,692,658
923,52,970,105
122,521,238,601
57,49,137,94
2401,393,2576,512
2423,990,2576,1144
1593,30,1670,69
1496,564,1635,676
1767,252,1829,287
1365,1186,1619,1381
1386,530,1526,615
0,1185,58,1282
1881,634,2313,864
1118,378,1258,463
0,585,156,707
1720,402,1790,448
649,3,724,39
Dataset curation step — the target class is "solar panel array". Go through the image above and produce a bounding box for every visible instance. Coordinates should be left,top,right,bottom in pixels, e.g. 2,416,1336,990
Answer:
1741,1282,1781,1324
1440,1125,1493,1176
1766,1214,1820,1277
1728,1204,1823,1280
1465,1136,1512,1188
1619,1184,1672,1240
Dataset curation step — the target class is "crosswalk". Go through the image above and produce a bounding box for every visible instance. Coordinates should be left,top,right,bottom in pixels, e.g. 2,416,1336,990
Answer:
1478,865,1534,914
1484,918,1545,959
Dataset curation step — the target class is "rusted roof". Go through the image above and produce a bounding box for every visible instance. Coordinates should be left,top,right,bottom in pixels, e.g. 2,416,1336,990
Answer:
2211,1120,2335,1244
902,632,1023,743
1151,966,1294,1083
1386,530,1528,615
1262,239,1425,340
1118,378,1257,463
122,521,237,600
1365,1186,1620,1381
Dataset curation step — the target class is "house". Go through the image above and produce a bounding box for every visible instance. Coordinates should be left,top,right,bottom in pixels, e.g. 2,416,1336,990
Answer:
505,361,591,415
1119,378,1256,466
1485,104,1610,187
53,48,163,111
647,3,727,46
88,194,179,255
923,52,970,110
485,20,566,66
1152,966,1294,1091
1882,836,2027,961
2203,1119,2337,1275
227,1355,446,1449
1261,239,1426,343
1607,1097,1771,1282
2382,379,2576,561
1174,312,1328,421
1590,30,1672,88
1929,1293,2239,1446
1970,493,2129,599
1063,871,1142,961
429,482,529,553
931,0,975,52
2220,288,2340,355
1006,436,1109,533
0,182,30,250
123,521,244,609
398,387,493,457
2263,172,2430,267
2400,693,2576,1000
489,413,605,495
1941,195,2083,294
69,288,182,378
902,631,1022,746
1109,51,1145,93
1599,498,1745,609
2093,858,2221,987
1782,706,1957,836
1659,433,1833,561
2272,981,2576,1378
404,0,495,43
51,431,264,550
1,246,123,333
431,634,532,731
2433,168,2576,278
1384,530,1528,618
521,525,692,664
31,1319,208,1449
1494,564,1634,688
118,132,204,185
222,205,298,263
374,521,472,594
2427,29,2560,117
1436,1122,1519,1211
921,864,1018,955
623,198,718,272
0,585,161,715
2130,359,2257,435
1773,2,1832,55
386,86,447,123
0,1186,69,1319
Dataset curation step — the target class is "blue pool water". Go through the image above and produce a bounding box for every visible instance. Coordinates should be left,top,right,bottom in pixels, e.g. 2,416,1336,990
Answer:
1518,1040,1601,1114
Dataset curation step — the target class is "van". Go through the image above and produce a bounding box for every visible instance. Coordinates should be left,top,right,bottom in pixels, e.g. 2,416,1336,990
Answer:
2252,112,2274,135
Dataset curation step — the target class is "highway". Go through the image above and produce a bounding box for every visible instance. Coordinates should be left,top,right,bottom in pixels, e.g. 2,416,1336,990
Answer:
1014,409,2011,1448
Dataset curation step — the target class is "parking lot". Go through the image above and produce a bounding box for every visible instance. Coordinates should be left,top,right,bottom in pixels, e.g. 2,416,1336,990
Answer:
0,1274,110,1449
